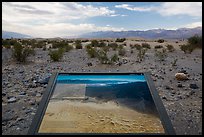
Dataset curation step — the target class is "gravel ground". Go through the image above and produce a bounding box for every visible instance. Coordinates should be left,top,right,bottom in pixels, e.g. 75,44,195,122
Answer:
2,39,202,135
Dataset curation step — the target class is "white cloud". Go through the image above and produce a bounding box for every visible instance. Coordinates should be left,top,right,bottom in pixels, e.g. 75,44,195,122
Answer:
115,2,202,17
2,20,125,38
183,22,202,28
2,2,124,37
115,4,153,12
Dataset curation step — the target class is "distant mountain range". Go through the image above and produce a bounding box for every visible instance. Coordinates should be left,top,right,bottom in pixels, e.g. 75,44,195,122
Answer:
2,31,32,39
2,27,202,39
78,27,202,39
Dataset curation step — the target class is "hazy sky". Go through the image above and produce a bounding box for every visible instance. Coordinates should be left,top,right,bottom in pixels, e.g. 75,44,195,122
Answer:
2,2,202,38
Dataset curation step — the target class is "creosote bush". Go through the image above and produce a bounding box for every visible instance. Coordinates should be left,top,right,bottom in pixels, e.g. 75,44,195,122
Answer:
65,44,73,52
155,45,163,49
141,43,151,49
166,44,175,52
188,35,202,49
157,39,165,43
75,40,82,49
137,48,147,62
12,42,35,63
155,48,167,61
180,44,194,54
49,48,65,62
115,38,126,42
86,47,98,58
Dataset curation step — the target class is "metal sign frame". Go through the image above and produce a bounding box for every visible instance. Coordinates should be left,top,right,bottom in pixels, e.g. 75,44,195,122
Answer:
28,72,175,135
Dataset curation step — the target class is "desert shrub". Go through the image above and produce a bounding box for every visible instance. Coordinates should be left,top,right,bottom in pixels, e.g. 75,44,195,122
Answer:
75,40,82,49
86,47,98,58
171,58,178,66
155,48,167,61
102,46,110,52
10,39,18,45
82,39,89,42
166,44,175,52
98,41,106,47
97,50,110,64
12,42,35,62
65,44,73,52
115,38,126,42
110,53,119,64
49,48,65,62
91,40,99,47
137,48,147,62
187,35,202,49
108,43,118,50
141,43,151,49
157,39,165,43
155,45,163,49
130,50,134,54
2,39,10,46
118,48,126,56
42,46,46,51
130,44,140,49
180,44,194,54
86,44,92,49
135,44,142,50
52,41,67,49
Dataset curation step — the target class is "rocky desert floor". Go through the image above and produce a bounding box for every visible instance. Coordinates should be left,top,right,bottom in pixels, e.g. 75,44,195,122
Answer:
2,39,202,135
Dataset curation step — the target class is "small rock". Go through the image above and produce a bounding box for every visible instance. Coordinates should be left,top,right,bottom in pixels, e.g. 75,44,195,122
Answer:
189,84,199,89
36,93,41,97
87,62,92,66
19,92,26,96
29,99,36,105
2,92,6,96
175,73,188,81
19,70,24,73
177,83,183,88
178,69,188,74
8,97,17,103
162,96,167,100
165,85,171,90
25,109,32,114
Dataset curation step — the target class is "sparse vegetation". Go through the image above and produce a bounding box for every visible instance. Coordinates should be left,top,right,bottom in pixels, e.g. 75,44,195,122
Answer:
108,43,118,50
180,44,194,54
86,47,98,58
48,48,65,62
155,45,163,49
91,40,99,47
65,44,73,52
12,42,35,63
118,48,126,56
166,44,175,52
75,40,82,49
141,43,151,49
155,48,167,61
157,39,165,43
188,35,202,49
110,53,119,63
97,50,110,64
137,48,147,62
115,38,126,42
171,58,178,66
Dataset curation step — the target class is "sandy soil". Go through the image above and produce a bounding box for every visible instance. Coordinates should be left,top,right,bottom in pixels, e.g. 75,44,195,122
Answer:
38,100,164,133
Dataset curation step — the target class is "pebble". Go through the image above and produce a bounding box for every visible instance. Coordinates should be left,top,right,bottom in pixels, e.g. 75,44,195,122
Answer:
189,84,199,89
36,93,41,97
29,99,36,105
8,97,17,103
19,92,26,96
177,83,183,88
